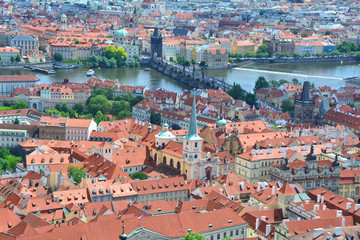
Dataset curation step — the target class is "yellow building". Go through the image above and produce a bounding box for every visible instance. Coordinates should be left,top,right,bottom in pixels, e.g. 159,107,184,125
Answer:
60,86,74,100
231,40,256,55
339,169,360,202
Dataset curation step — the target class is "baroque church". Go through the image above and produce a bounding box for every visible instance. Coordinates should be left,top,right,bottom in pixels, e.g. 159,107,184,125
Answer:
142,90,220,180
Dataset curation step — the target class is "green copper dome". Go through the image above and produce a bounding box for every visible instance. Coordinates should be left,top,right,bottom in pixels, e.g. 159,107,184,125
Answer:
216,118,227,127
114,26,128,37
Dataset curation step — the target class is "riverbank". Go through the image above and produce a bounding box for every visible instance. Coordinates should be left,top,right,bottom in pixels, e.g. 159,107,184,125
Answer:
0,62,53,69
233,55,358,66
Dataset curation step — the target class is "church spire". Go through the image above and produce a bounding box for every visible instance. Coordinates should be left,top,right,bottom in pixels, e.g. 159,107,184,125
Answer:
187,90,201,138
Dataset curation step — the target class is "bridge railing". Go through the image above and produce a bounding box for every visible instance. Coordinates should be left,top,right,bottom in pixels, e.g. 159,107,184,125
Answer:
155,58,232,89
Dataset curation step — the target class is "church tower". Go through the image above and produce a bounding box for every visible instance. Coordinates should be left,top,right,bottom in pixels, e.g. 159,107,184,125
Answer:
182,90,203,179
151,27,162,59
60,13,68,30
294,81,315,124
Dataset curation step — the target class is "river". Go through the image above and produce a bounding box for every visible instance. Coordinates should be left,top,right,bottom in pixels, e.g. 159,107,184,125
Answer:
0,61,358,93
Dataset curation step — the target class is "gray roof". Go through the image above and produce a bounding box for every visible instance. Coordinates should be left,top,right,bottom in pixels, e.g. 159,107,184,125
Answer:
12,35,36,42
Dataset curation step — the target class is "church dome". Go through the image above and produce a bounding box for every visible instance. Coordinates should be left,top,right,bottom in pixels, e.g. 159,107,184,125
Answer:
306,145,317,161
216,118,227,127
61,13,67,20
114,26,128,37
156,122,175,139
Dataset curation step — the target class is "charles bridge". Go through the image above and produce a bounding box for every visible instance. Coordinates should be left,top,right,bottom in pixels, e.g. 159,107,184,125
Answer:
150,57,233,91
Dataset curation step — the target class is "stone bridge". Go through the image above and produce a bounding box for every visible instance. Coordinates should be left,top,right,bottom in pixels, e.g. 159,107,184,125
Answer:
151,58,232,91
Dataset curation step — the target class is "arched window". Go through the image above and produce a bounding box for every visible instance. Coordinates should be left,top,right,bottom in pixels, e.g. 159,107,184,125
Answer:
177,161,181,170
170,159,174,167
163,156,167,164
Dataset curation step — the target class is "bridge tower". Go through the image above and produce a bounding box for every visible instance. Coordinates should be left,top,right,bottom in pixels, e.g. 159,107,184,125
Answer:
151,27,162,59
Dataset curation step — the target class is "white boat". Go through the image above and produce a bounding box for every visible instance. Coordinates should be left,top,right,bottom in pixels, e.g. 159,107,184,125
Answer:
87,69,95,76
144,68,151,71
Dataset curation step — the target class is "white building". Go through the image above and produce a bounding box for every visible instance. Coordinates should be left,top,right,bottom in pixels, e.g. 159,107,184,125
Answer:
0,47,20,63
66,118,97,141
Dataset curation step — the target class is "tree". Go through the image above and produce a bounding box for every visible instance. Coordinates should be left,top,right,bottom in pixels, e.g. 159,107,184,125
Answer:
116,110,131,120
348,102,355,108
94,111,110,124
254,76,269,92
53,53,63,62
291,78,300,85
0,147,10,159
293,53,301,58
11,100,29,109
245,92,256,106
150,110,161,125
129,172,148,180
269,80,281,88
301,33,309,38
281,99,295,115
181,232,206,240
291,30,299,35
74,39,80,44
324,31,333,36
15,54,21,63
191,59,196,65
45,108,61,116
256,44,269,57
129,95,144,107
73,103,84,115
199,61,208,79
228,57,234,64
10,55,15,63
227,83,245,100
0,147,21,172
86,95,111,115
13,118,19,124
67,166,86,185
0,55,2,62
110,100,130,116
176,55,186,66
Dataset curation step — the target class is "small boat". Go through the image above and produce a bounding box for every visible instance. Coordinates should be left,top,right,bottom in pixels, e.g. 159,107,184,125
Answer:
144,68,151,71
87,69,95,76
47,69,56,74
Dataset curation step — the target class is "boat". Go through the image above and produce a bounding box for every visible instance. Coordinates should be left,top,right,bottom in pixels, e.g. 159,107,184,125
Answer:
144,68,151,71
87,69,95,76
53,64,79,69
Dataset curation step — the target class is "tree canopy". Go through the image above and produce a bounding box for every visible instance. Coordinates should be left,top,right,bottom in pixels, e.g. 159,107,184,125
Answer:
254,76,269,92
67,166,86,185
86,95,112,115
0,147,22,173
11,100,29,109
181,232,206,240
129,172,148,180
227,83,245,100
53,53,63,62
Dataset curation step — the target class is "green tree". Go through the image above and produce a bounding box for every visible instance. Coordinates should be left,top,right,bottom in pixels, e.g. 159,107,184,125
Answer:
281,99,295,115
13,118,19,124
73,103,84,115
10,55,15,63
103,45,117,59
269,80,281,88
15,54,21,63
129,95,144,107
293,53,301,58
199,61,208,79
228,57,234,64
291,78,300,85
129,172,148,180
45,108,61,116
176,55,186,66
181,232,206,240
254,76,269,92
244,51,256,58
301,33,309,38
0,55,2,62
53,53,63,62
191,59,196,65
227,83,245,100
116,110,131,120
348,102,355,108
245,92,256,106
324,31,333,35
11,100,29,109
0,147,10,159
94,111,110,124
291,30,299,35
150,110,161,125
256,44,269,57
67,166,86,185
110,100,130,116
115,46,127,67
74,39,80,44
86,95,111,115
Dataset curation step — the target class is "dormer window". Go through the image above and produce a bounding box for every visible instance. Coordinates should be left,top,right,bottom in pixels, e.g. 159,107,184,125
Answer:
60,158,64,162
50,158,54,163
41,159,45,163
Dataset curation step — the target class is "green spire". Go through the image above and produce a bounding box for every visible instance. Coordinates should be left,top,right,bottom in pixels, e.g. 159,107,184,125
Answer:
186,90,202,139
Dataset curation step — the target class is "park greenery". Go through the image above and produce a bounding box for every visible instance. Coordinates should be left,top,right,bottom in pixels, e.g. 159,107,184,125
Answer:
67,166,86,185
53,53,63,62
44,89,144,124
0,147,22,173
0,100,30,111
88,45,128,68
226,83,257,107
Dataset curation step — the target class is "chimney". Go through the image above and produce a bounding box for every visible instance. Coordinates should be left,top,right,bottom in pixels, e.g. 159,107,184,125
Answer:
322,205,326,210
314,204,319,211
258,203,262,211
334,227,342,237
336,210,342,217
261,216,266,221
266,224,271,236
342,217,345,227
355,204,360,212
346,202,351,210
326,231,331,240
255,218,259,230
321,196,324,203
313,228,324,239
317,194,321,203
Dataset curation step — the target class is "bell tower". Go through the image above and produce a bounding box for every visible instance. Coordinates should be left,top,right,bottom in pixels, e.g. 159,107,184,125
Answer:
151,27,162,59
